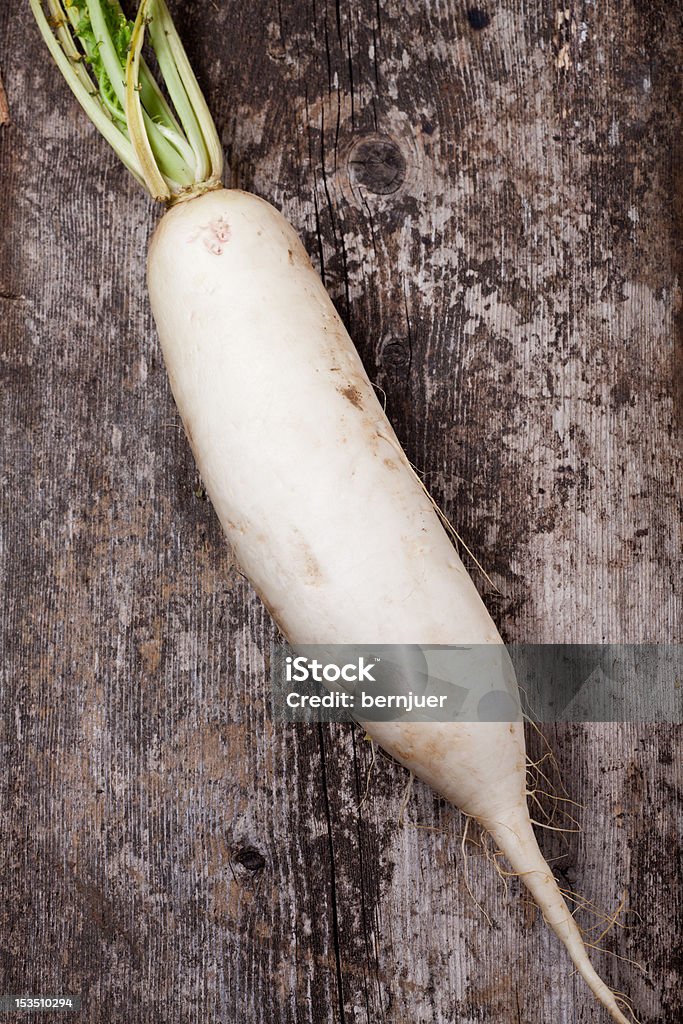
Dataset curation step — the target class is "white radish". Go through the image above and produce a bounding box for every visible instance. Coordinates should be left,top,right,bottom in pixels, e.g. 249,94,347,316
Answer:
149,188,630,1023
31,2,632,1021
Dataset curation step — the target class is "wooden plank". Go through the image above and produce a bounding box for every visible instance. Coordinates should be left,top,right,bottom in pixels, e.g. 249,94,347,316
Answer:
0,2,680,1023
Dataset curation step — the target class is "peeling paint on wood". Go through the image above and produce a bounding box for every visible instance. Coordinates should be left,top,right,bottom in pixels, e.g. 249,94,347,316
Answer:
0,2,681,1024
0,69,8,127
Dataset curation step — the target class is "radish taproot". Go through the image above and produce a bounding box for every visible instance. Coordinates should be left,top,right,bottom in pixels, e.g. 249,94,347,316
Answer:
31,2,632,1020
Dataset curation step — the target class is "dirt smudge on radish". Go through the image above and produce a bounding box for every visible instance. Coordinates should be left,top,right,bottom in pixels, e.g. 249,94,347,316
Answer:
339,384,363,409
301,544,324,585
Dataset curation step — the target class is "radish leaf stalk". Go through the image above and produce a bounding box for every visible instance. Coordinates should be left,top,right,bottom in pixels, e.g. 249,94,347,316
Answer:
29,0,223,201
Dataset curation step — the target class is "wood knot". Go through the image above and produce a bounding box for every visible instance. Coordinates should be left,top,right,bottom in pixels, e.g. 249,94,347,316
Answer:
348,136,406,195
233,846,266,874
466,8,491,30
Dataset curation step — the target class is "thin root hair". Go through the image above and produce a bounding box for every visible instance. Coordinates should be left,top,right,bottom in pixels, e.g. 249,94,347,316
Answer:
529,817,582,834
582,940,647,976
612,992,644,1024
481,832,511,898
397,773,415,826
378,431,501,593
371,379,388,413
460,817,493,927
527,787,584,811
358,738,378,811
525,719,573,801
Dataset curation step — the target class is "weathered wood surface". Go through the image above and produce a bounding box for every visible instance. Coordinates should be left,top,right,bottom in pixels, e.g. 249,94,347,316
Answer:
1,2,681,1022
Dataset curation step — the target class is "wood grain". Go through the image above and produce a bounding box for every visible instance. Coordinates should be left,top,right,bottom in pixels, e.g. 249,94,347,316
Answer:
0,2,681,1022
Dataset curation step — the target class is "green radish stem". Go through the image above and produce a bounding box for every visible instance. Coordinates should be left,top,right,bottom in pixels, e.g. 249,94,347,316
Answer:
29,0,223,201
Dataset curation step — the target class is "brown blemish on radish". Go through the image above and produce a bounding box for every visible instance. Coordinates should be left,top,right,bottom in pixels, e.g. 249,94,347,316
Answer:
339,384,363,409
295,538,323,585
302,549,323,585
